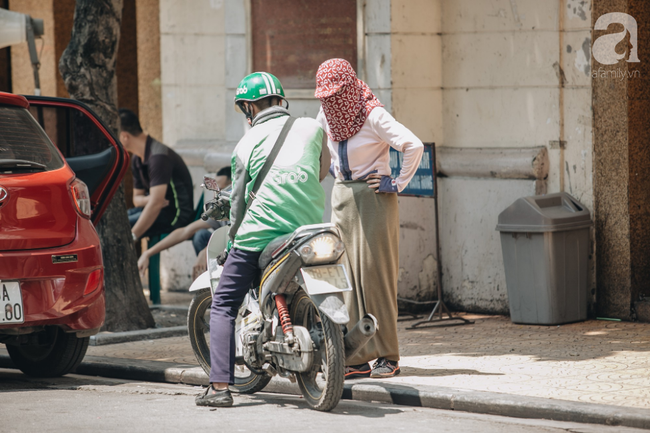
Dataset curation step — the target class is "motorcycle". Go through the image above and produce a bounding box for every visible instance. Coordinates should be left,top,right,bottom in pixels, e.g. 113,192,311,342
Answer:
187,175,377,412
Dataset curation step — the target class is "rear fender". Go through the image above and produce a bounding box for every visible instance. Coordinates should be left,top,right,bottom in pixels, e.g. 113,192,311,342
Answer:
311,293,350,325
189,271,210,293
293,270,350,324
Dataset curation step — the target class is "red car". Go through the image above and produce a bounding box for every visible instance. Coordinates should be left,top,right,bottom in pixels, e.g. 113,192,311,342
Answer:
0,92,128,377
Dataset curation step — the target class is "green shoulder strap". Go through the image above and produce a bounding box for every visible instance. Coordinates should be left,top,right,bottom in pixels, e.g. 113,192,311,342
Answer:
246,116,296,211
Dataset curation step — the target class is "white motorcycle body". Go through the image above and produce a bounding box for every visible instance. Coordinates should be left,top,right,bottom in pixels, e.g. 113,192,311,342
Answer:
186,176,371,412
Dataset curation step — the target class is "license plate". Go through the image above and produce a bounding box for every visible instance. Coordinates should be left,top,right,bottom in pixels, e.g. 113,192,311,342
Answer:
1,282,24,324
300,265,352,295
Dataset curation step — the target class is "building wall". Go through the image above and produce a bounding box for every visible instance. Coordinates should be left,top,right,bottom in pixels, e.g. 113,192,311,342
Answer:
138,0,163,141
9,0,57,96
592,0,650,320
157,0,228,290
159,0,226,148
6,1,598,311
434,0,593,313
563,0,595,314
52,0,75,98
389,0,443,304
159,0,366,290
0,0,11,93
157,0,596,311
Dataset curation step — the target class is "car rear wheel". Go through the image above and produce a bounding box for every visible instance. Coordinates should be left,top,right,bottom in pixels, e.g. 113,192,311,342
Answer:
6,327,89,378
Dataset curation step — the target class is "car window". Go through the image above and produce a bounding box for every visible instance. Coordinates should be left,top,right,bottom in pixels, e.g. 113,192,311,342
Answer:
28,105,112,158
0,106,65,171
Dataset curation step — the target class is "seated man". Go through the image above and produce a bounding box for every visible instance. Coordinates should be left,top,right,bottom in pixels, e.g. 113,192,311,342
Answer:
137,167,232,279
195,72,330,408
119,108,194,241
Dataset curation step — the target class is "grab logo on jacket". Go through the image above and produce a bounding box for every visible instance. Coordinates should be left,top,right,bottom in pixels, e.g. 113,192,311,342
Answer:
274,167,309,185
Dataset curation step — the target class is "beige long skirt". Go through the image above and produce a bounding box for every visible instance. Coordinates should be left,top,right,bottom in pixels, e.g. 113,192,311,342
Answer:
331,179,400,365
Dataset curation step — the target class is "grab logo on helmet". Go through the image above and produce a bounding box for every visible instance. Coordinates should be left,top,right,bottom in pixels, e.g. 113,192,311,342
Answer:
274,167,309,185
236,86,248,95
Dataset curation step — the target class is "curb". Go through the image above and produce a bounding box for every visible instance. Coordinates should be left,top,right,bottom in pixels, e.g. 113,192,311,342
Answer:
2,354,649,428
149,305,189,314
87,304,189,346
89,326,187,346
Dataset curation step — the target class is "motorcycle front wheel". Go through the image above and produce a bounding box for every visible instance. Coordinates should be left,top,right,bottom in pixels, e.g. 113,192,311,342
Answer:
291,289,345,411
187,288,271,394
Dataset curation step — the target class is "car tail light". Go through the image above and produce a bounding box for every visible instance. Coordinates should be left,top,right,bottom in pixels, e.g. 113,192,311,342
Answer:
84,269,103,295
70,178,91,218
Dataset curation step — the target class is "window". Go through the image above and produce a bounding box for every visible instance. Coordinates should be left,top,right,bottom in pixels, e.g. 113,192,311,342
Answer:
0,106,64,171
251,0,357,89
28,105,112,158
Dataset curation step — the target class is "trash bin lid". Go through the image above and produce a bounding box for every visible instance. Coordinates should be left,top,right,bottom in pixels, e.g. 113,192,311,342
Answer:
496,192,592,233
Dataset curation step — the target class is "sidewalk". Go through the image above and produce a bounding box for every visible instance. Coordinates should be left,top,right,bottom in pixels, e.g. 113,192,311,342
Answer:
2,297,650,428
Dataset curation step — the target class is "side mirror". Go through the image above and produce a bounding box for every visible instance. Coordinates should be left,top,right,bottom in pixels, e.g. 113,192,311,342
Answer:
202,175,220,191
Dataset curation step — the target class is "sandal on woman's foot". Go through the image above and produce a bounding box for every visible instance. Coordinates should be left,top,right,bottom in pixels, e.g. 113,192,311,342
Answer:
370,358,400,378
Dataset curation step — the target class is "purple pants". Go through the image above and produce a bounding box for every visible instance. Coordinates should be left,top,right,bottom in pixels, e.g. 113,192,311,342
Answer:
209,248,261,384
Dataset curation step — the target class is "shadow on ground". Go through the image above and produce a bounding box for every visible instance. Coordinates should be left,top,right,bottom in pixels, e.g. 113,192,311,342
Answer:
399,366,503,378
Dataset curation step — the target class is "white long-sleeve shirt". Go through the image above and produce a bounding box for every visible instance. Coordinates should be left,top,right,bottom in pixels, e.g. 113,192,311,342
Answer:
316,107,424,192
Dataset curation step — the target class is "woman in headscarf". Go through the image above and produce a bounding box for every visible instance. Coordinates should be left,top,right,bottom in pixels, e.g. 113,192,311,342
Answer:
315,58,424,378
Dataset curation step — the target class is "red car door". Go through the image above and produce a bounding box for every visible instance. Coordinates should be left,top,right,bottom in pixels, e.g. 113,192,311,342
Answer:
23,96,129,225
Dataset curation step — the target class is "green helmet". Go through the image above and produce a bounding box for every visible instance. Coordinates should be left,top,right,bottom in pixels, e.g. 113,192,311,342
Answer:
234,72,286,112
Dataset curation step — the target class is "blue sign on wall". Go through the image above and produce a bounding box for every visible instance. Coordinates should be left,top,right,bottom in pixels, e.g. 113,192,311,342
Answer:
389,143,436,198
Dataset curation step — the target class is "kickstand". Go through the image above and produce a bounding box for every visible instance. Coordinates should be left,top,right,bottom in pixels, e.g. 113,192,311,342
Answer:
398,311,421,322
407,299,473,329
398,297,437,322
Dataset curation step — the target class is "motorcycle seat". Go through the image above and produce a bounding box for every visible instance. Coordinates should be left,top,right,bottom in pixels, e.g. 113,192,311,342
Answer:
259,233,293,269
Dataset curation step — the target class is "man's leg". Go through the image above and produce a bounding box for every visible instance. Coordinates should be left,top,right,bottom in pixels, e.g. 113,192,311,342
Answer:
209,248,261,385
192,229,213,255
197,248,261,407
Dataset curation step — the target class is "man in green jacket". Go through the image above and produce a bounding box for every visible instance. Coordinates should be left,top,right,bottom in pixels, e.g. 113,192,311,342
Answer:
195,72,330,408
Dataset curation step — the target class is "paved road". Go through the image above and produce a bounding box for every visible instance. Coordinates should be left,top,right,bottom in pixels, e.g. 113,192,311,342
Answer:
0,369,645,433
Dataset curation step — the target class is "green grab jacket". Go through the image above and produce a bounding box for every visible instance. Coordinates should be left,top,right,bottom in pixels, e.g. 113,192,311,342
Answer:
229,110,326,252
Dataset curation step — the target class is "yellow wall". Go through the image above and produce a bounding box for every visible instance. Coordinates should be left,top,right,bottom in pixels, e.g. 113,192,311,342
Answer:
390,0,442,144
388,0,594,312
137,0,163,140
9,0,57,96
390,0,444,302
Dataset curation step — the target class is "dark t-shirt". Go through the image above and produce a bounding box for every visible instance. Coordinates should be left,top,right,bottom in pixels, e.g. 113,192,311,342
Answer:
131,136,194,227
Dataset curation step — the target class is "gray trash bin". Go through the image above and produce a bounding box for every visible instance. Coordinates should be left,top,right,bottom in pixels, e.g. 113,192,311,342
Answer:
496,192,592,325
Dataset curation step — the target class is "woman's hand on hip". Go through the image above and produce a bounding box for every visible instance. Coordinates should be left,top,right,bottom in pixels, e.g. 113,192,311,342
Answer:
366,174,398,194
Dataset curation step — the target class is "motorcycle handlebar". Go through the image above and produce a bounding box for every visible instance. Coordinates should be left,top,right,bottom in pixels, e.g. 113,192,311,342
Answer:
201,197,230,221
200,202,217,221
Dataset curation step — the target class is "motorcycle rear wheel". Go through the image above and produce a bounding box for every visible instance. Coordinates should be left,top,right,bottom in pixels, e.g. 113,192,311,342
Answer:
187,288,271,394
291,290,345,412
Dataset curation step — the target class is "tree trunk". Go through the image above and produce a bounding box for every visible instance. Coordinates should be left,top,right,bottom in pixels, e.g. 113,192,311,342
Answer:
59,0,154,331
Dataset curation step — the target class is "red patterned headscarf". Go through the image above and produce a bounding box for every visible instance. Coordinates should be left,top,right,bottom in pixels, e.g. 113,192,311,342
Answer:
315,58,383,142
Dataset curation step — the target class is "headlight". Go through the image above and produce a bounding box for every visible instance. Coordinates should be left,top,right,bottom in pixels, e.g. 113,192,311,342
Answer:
298,233,345,265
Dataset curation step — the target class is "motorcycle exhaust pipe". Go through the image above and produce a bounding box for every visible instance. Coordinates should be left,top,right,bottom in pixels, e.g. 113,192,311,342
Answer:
344,314,378,360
